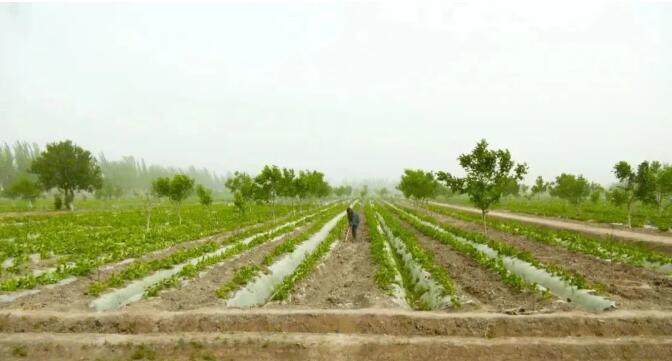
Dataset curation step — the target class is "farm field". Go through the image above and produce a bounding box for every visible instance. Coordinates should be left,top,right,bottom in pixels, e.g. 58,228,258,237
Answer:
428,201,672,248
441,196,672,232
1,199,671,360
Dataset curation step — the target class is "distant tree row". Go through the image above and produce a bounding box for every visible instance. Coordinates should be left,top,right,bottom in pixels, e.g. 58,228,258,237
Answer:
398,139,672,230
0,142,224,203
0,140,227,208
224,165,333,214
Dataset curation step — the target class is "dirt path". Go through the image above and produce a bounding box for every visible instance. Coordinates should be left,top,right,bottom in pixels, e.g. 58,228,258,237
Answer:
431,202,672,246
2,308,672,336
393,214,568,314
420,208,672,310
2,332,671,361
278,211,397,309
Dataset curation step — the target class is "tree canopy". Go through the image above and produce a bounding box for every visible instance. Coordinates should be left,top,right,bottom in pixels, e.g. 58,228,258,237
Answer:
549,173,591,205
29,140,102,210
397,169,438,201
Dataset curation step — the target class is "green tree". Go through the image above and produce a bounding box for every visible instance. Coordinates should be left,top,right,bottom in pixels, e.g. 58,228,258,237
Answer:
437,139,528,233
377,187,390,198
4,177,42,208
30,140,103,210
333,185,353,197
295,170,331,200
397,169,438,201
651,162,672,215
611,161,656,228
152,174,195,224
278,168,297,199
549,173,591,205
589,182,604,204
225,172,257,214
530,176,549,199
225,172,257,200
196,184,213,206
254,165,282,203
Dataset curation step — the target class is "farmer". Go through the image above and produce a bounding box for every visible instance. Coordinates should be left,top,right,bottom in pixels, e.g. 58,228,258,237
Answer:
346,207,360,241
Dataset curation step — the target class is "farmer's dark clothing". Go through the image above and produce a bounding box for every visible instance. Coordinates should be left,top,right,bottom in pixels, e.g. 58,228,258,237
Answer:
348,212,360,240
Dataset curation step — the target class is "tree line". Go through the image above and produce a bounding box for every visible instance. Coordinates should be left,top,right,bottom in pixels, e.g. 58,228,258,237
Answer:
0,140,351,212
0,141,225,203
397,139,672,230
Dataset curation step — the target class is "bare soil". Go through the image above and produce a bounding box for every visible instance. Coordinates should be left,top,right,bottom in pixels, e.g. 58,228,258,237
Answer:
420,207,672,310
393,214,570,314
276,211,397,309
2,332,672,361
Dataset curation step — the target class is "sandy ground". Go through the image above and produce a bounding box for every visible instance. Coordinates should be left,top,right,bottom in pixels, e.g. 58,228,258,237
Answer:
419,207,672,310
276,211,397,309
431,202,672,246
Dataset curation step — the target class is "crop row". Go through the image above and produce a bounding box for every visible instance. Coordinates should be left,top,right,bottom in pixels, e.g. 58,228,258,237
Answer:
425,203,672,271
387,204,538,293
90,203,338,296
271,214,349,300
215,206,345,299
364,203,398,294
0,203,298,271
0,203,310,292
375,205,459,310
392,203,595,291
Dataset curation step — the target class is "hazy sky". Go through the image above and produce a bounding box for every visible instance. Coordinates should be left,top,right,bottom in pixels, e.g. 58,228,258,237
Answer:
1,2,671,185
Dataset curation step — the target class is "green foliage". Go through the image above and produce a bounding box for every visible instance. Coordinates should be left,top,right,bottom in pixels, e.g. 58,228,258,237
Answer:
530,176,549,198
359,185,369,198
29,140,103,210
425,203,672,270
143,205,332,297
589,182,603,204
254,165,283,203
152,174,195,223
396,204,594,291
397,169,438,201
549,173,591,205
215,205,344,299
650,161,672,213
195,184,213,206
390,203,536,293
0,203,296,292
376,205,460,309
4,177,42,205
437,139,528,218
272,216,348,300
364,203,397,293
611,160,657,228
294,170,331,199
0,141,41,191
333,185,353,197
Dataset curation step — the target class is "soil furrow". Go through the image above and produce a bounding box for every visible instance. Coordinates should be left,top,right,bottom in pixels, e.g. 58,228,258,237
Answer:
418,207,672,310
277,210,396,309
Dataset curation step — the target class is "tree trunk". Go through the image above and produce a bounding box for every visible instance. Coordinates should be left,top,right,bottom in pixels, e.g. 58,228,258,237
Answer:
481,209,488,235
177,202,182,225
627,199,633,229
145,201,152,233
